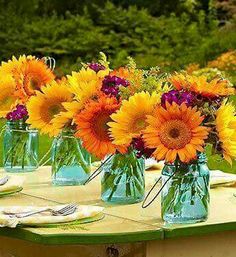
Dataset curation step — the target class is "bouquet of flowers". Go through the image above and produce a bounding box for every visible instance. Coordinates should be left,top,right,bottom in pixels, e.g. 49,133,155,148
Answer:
141,72,236,223
64,54,169,201
0,55,55,172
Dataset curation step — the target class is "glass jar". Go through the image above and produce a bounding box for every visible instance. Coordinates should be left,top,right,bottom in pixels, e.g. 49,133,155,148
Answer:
3,120,38,172
51,129,91,186
161,153,210,224
101,151,145,204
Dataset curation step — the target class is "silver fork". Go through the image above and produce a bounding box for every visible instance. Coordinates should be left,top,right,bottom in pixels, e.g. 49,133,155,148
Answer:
5,204,78,218
0,176,10,186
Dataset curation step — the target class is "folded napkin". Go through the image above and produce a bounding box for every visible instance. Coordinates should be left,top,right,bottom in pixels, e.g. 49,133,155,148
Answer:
93,159,164,171
0,175,25,193
0,205,104,228
210,170,236,187
145,169,236,188
145,159,164,171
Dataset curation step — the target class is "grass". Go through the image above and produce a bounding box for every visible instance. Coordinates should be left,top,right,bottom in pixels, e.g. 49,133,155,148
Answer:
0,120,235,173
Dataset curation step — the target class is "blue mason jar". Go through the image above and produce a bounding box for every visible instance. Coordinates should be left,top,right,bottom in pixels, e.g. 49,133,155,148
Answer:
3,120,39,172
51,129,91,186
101,151,145,204
161,153,210,224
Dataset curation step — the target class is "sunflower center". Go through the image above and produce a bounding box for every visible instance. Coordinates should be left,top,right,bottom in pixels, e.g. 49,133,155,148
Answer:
131,116,147,134
29,78,41,90
2,96,12,105
24,76,42,96
48,105,63,117
92,111,111,141
41,102,65,123
169,128,180,138
159,119,192,149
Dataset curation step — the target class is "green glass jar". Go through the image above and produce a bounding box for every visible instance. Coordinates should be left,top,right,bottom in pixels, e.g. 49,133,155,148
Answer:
101,151,145,204
3,120,39,172
51,129,91,186
161,153,210,224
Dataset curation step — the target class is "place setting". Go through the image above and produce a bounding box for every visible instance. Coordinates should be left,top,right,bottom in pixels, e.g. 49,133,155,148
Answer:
0,203,104,228
0,175,24,197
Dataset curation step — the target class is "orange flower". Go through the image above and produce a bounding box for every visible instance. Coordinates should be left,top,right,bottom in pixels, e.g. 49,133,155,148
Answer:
185,63,200,74
0,55,34,75
170,73,235,98
110,67,133,79
75,95,126,159
208,50,236,71
16,59,55,101
143,102,209,163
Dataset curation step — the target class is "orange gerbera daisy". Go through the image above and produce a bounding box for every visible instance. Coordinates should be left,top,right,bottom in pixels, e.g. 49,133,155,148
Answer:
170,73,235,98
16,59,55,101
75,95,126,159
143,102,209,163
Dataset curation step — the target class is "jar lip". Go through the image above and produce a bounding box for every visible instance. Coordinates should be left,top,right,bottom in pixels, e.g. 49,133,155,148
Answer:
164,153,207,166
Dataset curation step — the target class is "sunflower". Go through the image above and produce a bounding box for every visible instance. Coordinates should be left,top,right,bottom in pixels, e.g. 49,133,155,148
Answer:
215,102,236,164
67,68,102,104
170,73,235,98
108,92,160,145
143,102,209,163
26,81,73,137
0,74,18,118
16,59,55,101
0,55,34,75
75,95,125,159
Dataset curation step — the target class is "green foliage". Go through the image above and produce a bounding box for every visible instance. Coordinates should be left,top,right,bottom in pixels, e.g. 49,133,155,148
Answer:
0,1,235,76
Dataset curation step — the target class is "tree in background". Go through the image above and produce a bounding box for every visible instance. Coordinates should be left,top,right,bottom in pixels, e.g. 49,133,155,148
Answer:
0,0,235,75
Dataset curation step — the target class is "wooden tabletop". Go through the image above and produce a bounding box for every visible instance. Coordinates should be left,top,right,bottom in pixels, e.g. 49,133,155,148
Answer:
0,166,236,245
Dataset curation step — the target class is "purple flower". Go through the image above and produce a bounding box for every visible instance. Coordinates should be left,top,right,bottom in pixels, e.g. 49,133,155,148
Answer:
101,75,129,97
161,90,195,108
131,137,155,159
88,63,106,73
6,105,28,121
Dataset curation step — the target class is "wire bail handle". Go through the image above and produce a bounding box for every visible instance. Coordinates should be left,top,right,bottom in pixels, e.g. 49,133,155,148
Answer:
83,155,113,185
142,172,175,208
42,56,56,71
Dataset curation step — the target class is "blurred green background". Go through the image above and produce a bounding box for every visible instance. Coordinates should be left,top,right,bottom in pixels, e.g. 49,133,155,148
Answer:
0,0,235,75
0,0,235,171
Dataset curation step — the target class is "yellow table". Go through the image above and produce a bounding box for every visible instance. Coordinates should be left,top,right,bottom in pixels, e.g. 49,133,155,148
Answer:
0,166,236,257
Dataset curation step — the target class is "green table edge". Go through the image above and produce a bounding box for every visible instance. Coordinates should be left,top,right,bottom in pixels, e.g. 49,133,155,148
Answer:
2,222,236,245
163,221,236,239
0,227,164,245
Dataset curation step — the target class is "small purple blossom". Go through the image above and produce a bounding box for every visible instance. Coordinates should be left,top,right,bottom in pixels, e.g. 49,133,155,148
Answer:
6,105,28,121
101,75,129,97
131,137,155,159
161,90,195,108
88,63,106,73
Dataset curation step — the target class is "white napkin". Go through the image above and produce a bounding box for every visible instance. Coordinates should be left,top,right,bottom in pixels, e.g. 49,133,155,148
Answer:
0,176,25,193
145,159,164,170
145,169,236,188
0,205,104,228
210,170,236,187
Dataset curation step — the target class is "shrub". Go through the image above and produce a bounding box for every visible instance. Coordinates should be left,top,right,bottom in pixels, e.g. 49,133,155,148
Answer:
0,2,235,75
